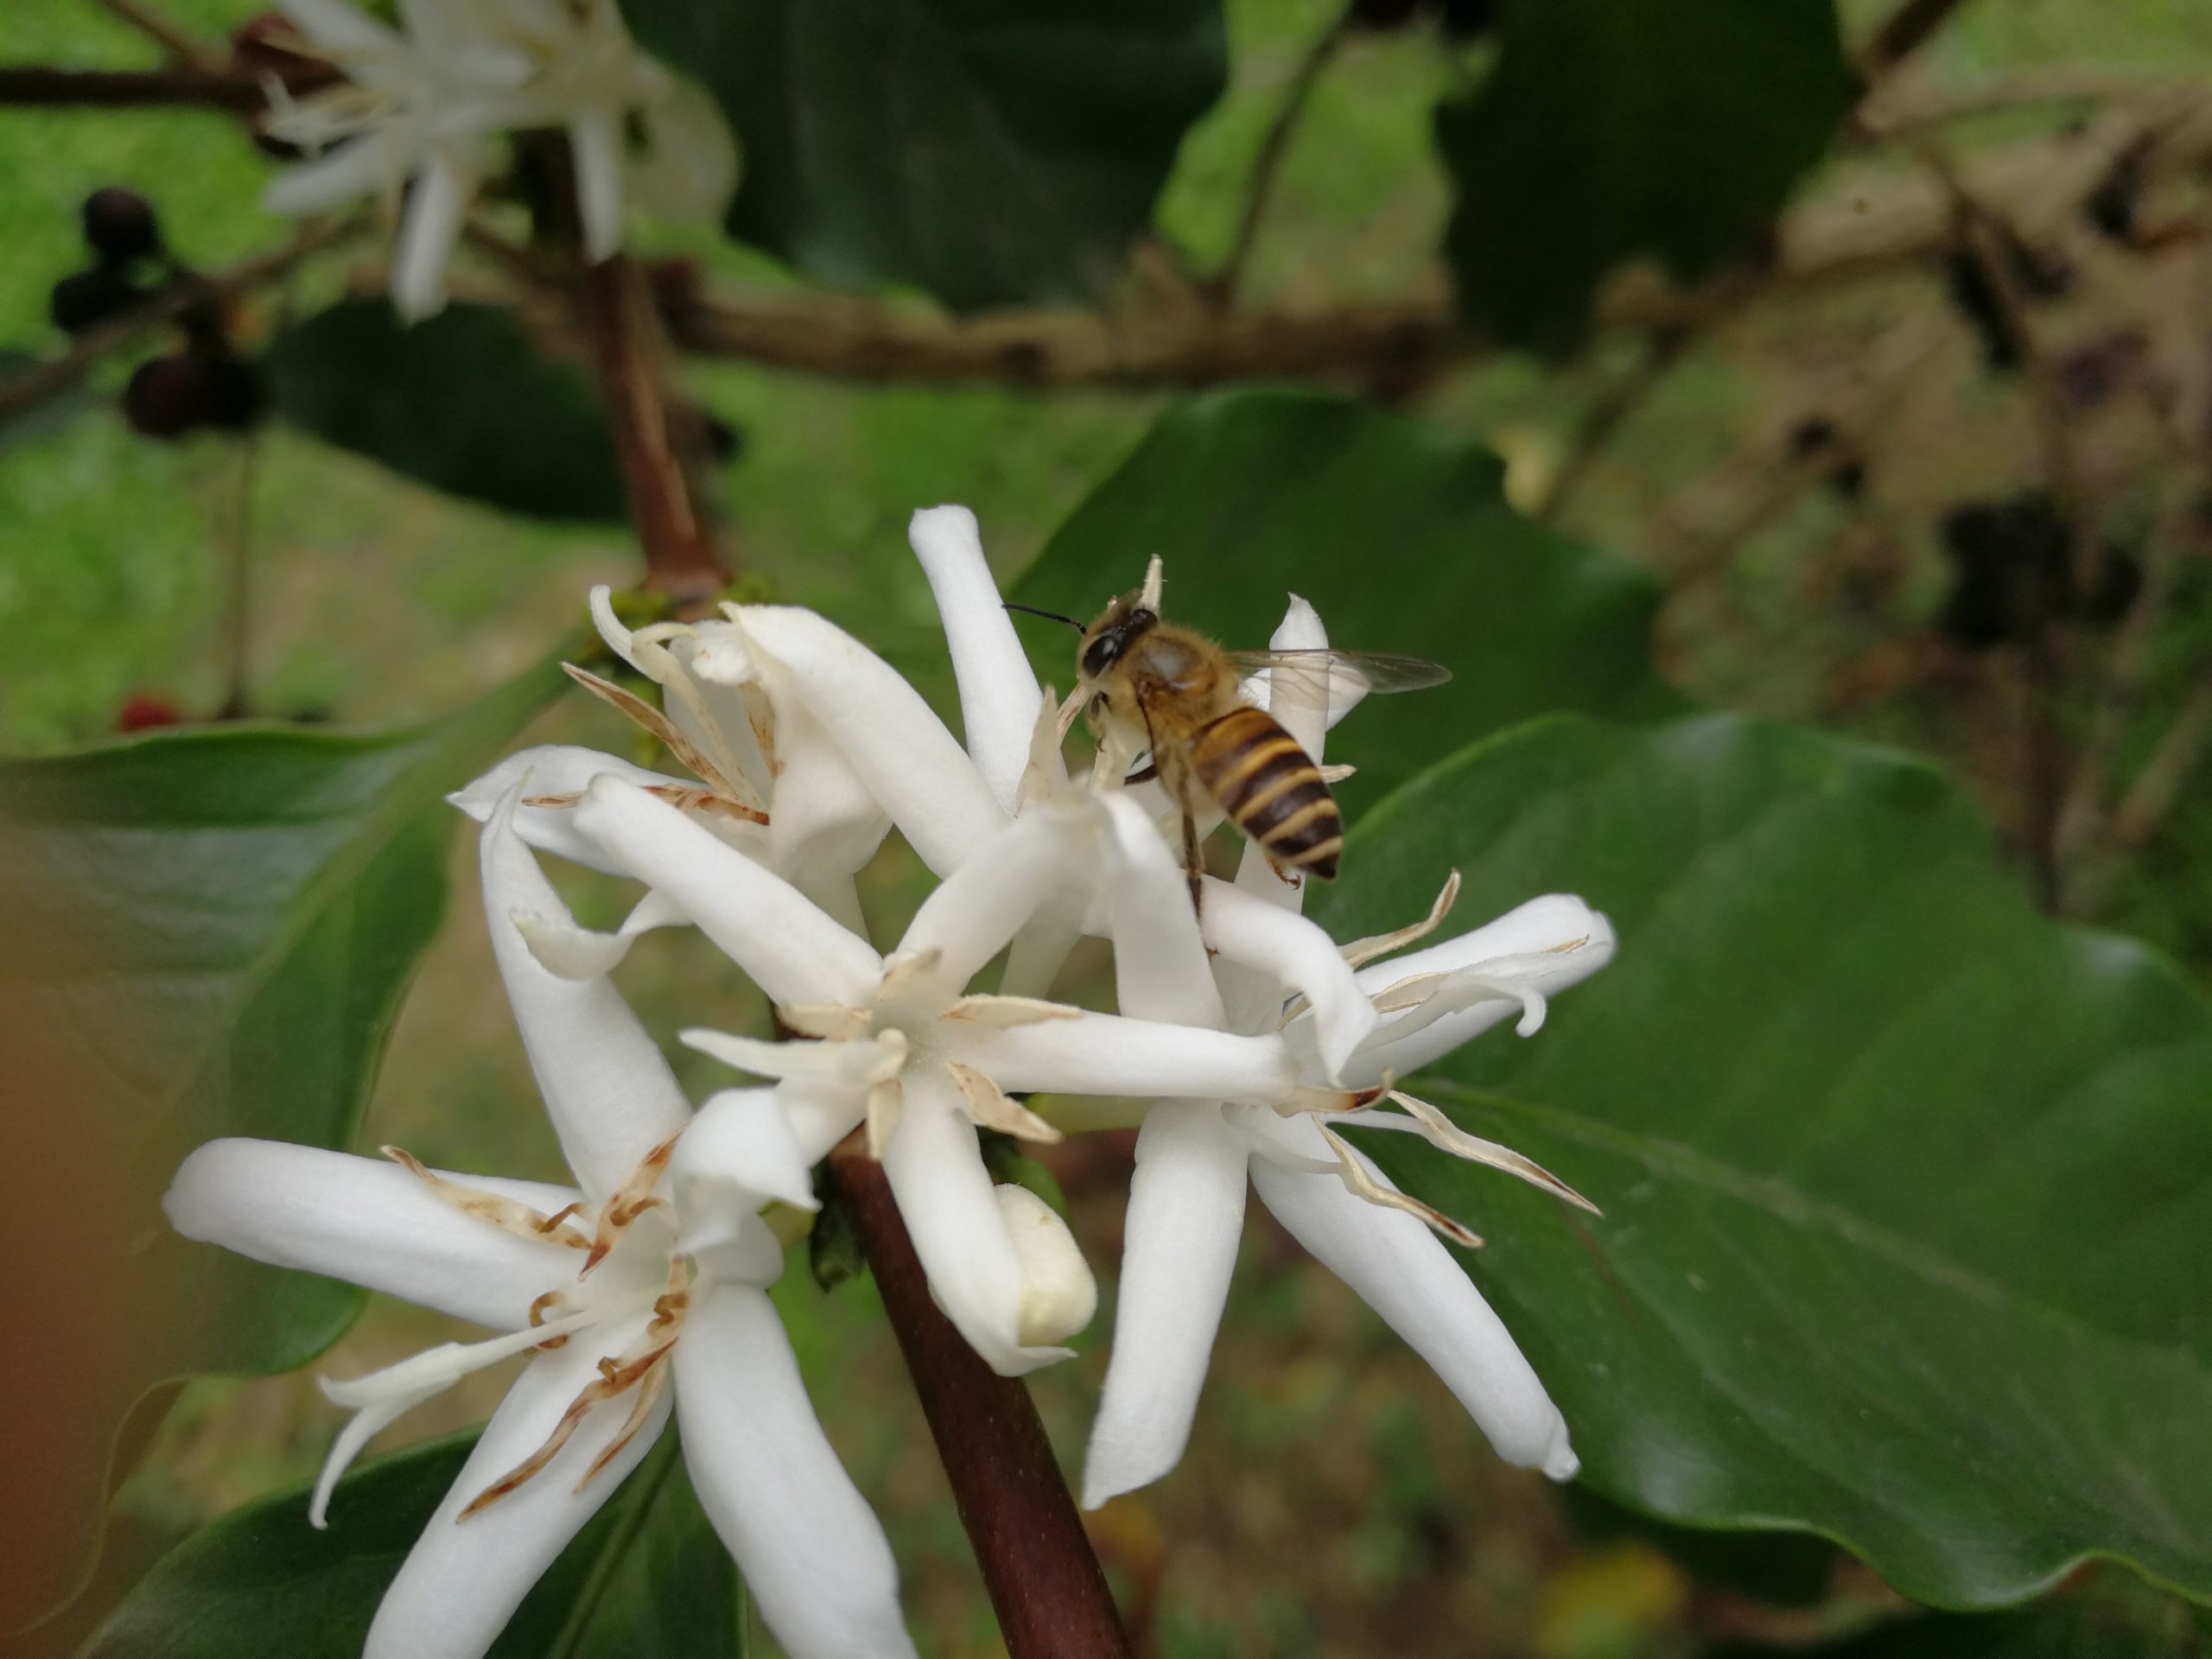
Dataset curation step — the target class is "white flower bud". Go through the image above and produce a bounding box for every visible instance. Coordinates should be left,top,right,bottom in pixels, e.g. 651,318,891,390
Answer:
996,1184,1097,1346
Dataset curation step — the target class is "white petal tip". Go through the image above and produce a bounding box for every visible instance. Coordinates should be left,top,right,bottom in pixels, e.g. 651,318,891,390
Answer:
1542,1441,1580,1482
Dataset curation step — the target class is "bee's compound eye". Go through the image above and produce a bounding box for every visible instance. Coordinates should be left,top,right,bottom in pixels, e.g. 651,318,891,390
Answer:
1082,635,1121,677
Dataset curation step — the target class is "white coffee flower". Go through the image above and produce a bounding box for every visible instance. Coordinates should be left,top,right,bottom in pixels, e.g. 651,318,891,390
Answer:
164,785,913,1659
264,0,735,319
1077,594,1616,1510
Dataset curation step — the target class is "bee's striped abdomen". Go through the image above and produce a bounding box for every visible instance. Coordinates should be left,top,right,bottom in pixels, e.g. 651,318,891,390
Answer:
1188,705,1344,880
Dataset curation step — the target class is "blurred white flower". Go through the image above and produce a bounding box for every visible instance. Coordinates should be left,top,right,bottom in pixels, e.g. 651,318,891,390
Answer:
264,0,735,319
164,784,912,1659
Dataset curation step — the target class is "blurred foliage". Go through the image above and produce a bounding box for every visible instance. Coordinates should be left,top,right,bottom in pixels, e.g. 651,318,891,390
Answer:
265,302,629,523
1322,713,2212,1606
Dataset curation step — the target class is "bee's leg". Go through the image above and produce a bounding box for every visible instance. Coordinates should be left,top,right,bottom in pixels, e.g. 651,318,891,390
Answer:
1181,805,1207,923
1125,760,1160,785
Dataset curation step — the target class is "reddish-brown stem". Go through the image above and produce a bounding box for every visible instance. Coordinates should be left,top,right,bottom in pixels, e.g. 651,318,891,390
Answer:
574,249,729,600
827,1137,1131,1659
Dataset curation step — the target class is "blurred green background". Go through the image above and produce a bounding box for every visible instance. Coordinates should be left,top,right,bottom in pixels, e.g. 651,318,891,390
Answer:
5,0,2210,1655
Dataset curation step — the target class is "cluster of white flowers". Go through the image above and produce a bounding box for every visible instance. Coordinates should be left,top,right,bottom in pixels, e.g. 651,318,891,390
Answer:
165,506,1615,1658
261,0,736,319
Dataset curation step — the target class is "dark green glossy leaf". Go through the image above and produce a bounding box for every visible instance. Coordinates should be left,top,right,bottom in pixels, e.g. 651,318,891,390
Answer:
1014,391,1680,811
619,0,1226,310
266,301,626,522
1438,0,1854,352
1317,714,2212,1607
0,660,568,1630
79,1431,747,1659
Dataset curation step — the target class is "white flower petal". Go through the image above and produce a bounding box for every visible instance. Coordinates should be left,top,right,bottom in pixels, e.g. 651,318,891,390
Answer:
1246,1115,1577,1479
450,747,690,875
671,1087,816,1274
737,606,1007,875
264,134,394,216
1200,879,1376,1082
950,1013,1295,1104
1217,597,1334,1026
909,506,1052,814
568,107,626,262
880,1071,1068,1376
766,701,894,887
483,785,692,1198
1082,1103,1249,1508
1101,794,1224,1027
1344,898,1616,1086
574,775,882,1007
163,1140,580,1331
630,77,739,224
364,1316,672,1659
675,1284,918,1659
895,795,1096,998
390,148,474,321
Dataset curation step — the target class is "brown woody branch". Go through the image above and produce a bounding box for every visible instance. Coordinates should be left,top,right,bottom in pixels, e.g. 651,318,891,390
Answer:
0,60,330,109
827,1137,1130,1659
575,251,729,598
663,98,2203,391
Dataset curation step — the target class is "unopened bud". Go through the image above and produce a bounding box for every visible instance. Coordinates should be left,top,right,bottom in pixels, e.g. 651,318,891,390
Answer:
996,1184,1096,1347
50,265,139,336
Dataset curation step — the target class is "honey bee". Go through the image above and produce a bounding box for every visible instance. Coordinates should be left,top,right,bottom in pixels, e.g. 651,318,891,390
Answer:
1019,560,1447,909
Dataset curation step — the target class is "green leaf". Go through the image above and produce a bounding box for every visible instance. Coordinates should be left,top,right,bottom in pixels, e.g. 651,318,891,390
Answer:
1013,390,1681,811
619,0,1227,310
1438,0,1855,352
1316,714,2212,1608
265,301,627,522
79,1431,748,1659
0,659,568,1630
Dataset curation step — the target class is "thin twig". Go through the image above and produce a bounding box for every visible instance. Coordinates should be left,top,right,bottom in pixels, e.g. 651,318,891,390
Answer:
2055,470,2195,877
827,1135,1130,1659
1534,327,1695,523
1207,4,1352,309
92,0,223,71
2111,673,2212,849
1857,0,1974,85
0,218,359,426
215,433,257,719
659,99,2205,392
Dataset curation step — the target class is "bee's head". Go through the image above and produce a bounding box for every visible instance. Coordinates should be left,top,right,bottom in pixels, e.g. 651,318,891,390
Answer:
1077,593,1159,681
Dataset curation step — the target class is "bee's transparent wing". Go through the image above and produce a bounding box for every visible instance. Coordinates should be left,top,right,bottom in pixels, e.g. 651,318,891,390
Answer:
1224,649,1452,698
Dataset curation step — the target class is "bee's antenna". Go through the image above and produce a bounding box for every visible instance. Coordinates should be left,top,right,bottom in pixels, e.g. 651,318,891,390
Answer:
1003,602,1084,631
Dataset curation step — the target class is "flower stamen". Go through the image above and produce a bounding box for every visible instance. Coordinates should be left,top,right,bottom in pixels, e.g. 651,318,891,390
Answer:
381,1145,591,1249
580,1135,677,1275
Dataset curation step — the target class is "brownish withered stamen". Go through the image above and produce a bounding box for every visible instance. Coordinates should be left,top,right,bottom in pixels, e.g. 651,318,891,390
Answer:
383,1145,593,1249
462,1259,691,1518
580,1135,677,1275
527,1291,573,1350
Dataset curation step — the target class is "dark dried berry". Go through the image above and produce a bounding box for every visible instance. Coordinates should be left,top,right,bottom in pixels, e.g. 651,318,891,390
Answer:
50,264,140,335
1828,458,1868,502
116,692,187,732
1788,416,1838,457
1941,250,2018,371
701,413,743,464
1936,494,2074,648
81,187,160,263
124,351,265,440
2086,149,2145,244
